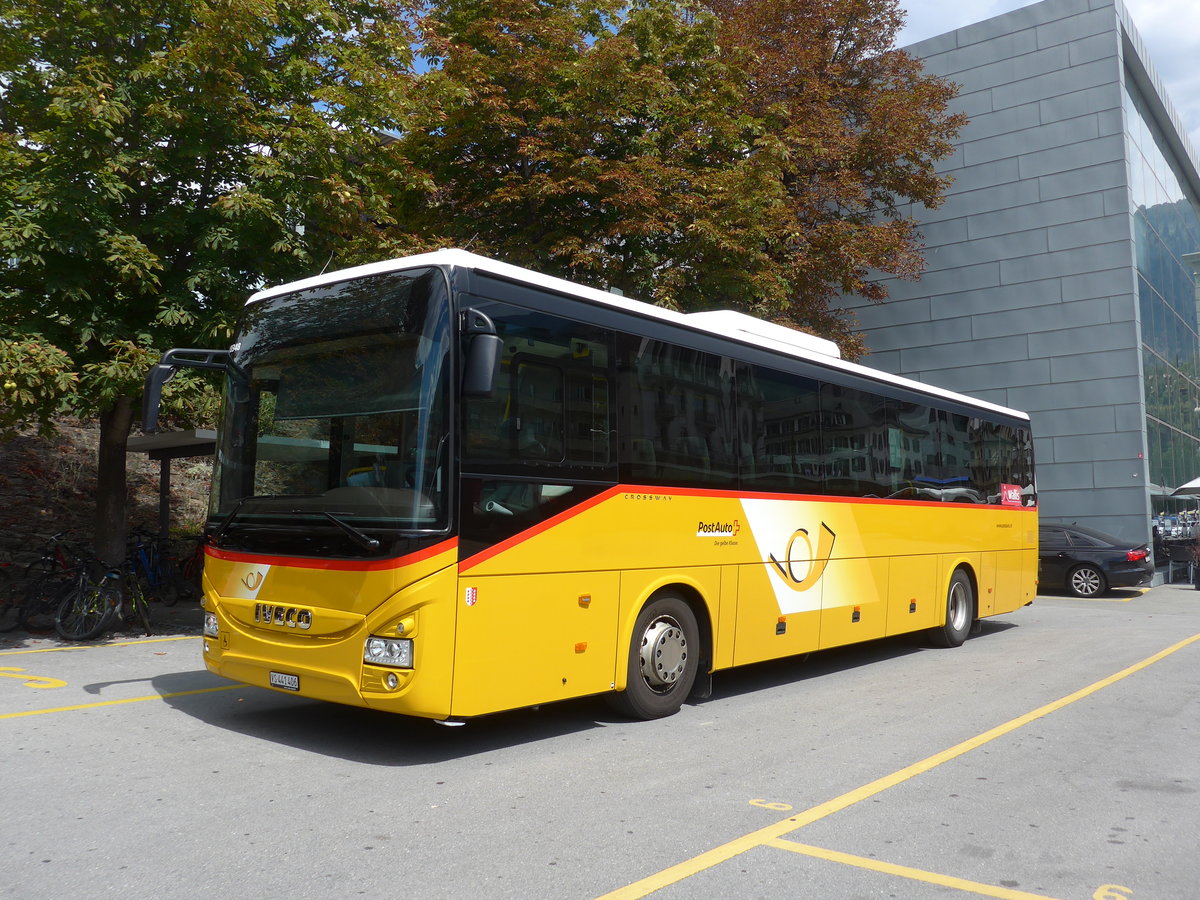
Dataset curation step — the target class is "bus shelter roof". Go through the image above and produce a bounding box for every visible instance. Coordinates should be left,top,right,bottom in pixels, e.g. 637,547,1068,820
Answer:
126,429,216,537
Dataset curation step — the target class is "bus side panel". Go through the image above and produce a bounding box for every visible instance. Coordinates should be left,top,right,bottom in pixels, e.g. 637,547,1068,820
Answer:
991,547,1035,616
714,565,739,670
818,556,889,650
886,555,939,635
977,552,998,617
731,562,821,667
451,571,620,718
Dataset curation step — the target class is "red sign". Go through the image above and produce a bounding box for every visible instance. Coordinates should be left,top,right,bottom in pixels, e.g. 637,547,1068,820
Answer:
1000,483,1023,507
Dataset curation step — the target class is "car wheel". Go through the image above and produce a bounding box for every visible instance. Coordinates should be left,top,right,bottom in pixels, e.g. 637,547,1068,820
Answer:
1067,564,1106,598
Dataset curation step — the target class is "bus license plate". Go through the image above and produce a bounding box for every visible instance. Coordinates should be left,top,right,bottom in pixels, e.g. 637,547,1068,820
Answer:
269,671,300,691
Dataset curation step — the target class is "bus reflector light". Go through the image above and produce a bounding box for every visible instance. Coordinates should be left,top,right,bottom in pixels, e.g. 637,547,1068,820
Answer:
365,637,413,668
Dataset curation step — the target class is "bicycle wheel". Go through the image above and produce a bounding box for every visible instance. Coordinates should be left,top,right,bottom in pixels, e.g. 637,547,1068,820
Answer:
130,581,152,635
55,578,117,641
0,578,22,633
20,574,66,632
154,555,181,606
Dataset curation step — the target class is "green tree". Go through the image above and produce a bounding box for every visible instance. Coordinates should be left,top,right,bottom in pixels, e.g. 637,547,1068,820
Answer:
0,0,420,561
399,0,962,354
403,0,773,310
707,0,966,354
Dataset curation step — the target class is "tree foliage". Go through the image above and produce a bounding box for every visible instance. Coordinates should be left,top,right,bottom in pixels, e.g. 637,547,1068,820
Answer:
394,0,964,353
401,0,758,311
707,0,966,352
0,0,421,558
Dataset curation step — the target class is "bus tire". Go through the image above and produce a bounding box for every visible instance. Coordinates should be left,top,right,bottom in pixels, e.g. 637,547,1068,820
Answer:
928,569,973,648
608,594,699,720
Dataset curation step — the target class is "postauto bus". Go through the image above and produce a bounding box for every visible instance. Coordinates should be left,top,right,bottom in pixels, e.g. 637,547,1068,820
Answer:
144,249,1037,722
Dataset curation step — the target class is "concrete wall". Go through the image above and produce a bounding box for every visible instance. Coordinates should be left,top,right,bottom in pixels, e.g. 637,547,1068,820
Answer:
839,0,1152,540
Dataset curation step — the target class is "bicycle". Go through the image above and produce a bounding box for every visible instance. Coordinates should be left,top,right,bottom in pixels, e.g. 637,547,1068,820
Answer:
128,529,190,606
112,564,153,636
0,561,17,633
176,535,205,600
10,534,85,632
53,557,119,642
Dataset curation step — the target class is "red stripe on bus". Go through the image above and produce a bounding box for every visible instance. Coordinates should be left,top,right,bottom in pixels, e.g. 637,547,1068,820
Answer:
458,486,625,573
204,537,459,572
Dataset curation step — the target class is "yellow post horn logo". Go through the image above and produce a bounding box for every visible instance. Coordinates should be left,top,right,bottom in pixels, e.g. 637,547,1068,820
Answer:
242,571,265,591
768,522,836,591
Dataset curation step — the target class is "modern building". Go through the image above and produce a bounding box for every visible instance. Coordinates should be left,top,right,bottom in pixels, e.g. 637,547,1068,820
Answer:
835,0,1200,547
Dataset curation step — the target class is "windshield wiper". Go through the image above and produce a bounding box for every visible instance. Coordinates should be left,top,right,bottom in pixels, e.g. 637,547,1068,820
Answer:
322,512,381,551
210,494,307,547
211,495,255,547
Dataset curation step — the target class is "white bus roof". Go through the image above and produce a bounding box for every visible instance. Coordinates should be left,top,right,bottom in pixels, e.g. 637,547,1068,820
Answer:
248,248,1029,422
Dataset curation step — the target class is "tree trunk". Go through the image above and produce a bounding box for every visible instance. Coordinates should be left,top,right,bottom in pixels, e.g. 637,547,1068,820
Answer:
95,396,135,566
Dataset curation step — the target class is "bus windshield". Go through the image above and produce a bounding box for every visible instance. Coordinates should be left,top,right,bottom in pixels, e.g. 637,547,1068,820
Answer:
209,267,452,556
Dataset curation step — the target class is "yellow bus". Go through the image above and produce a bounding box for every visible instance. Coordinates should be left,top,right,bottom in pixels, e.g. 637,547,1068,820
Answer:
144,249,1037,721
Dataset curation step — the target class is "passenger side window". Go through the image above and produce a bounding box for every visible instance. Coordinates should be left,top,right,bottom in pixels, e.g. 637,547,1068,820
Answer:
617,336,736,488
737,364,823,494
462,301,614,476
821,383,889,497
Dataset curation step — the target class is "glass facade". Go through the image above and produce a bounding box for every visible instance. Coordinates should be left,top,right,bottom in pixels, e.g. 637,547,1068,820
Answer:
1124,79,1200,519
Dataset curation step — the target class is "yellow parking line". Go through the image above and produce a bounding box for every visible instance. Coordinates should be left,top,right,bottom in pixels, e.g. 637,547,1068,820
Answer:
0,684,241,720
0,635,198,657
598,631,1200,899
766,839,1058,900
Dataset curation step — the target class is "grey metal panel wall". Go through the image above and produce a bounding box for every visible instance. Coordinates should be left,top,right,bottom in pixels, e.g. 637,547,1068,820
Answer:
839,0,1152,540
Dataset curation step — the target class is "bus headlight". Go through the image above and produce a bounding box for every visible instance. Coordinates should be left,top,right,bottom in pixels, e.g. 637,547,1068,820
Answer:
203,613,219,638
364,636,413,668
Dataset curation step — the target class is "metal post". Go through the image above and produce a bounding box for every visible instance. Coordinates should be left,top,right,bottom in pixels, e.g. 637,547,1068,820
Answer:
158,456,171,540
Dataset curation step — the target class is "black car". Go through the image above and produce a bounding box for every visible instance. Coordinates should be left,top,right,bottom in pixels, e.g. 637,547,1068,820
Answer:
1038,523,1154,598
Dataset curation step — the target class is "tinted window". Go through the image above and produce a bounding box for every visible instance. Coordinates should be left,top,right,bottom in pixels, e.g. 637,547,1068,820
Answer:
462,302,614,476
1039,527,1068,546
971,419,1034,504
821,383,889,497
617,336,736,488
885,400,939,499
737,364,823,494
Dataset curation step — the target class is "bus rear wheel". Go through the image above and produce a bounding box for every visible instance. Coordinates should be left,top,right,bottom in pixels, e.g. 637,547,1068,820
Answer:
928,569,974,648
608,594,699,720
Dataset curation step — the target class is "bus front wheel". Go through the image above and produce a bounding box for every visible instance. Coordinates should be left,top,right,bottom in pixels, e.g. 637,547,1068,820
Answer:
608,594,700,720
929,569,974,648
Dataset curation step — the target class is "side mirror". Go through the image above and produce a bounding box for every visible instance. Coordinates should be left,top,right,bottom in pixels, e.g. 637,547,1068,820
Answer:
462,309,502,397
142,361,177,434
142,348,235,433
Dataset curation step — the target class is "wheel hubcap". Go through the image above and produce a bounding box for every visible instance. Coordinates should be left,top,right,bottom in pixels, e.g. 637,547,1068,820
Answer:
948,581,968,631
639,616,688,690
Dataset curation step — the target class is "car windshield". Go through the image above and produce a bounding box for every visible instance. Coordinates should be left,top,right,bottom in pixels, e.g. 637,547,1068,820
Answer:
208,267,452,556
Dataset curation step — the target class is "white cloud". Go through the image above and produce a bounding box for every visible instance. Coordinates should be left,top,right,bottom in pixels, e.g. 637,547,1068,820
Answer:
898,0,1200,153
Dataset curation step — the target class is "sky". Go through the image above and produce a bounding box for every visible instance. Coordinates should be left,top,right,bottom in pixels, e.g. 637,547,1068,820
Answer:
896,0,1200,153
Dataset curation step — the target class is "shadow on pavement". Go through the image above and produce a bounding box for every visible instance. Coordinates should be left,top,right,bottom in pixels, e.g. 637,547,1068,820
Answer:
141,619,1024,766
